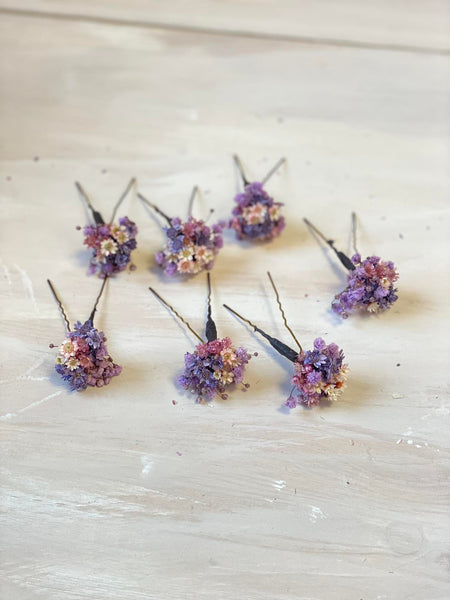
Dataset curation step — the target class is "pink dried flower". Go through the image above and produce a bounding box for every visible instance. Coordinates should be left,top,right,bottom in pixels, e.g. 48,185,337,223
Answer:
178,338,252,402
332,254,399,318
230,156,286,242
156,216,225,276
286,338,348,408
55,321,122,391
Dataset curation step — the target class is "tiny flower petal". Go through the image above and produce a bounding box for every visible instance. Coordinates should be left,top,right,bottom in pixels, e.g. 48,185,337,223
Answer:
286,338,348,408
178,337,251,402
332,255,399,318
156,216,225,277
53,321,122,391
82,217,138,277
230,182,285,242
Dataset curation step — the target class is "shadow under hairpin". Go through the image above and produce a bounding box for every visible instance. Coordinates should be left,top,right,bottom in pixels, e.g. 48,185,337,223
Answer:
75,178,138,277
304,213,399,318
139,187,225,277
230,155,286,242
224,272,349,408
47,277,122,391
149,273,254,402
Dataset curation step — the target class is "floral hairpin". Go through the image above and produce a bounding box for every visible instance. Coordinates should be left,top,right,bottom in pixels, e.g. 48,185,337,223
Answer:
76,179,138,277
224,272,349,408
304,213,399,318
47,277,122,391
139,187,225,277
149,273,253,402
230,155,286,242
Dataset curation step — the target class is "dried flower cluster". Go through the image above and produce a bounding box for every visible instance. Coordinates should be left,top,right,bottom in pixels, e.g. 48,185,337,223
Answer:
55,320,122,391
155,217,225,276
83,217,138,277
230,182,285,241
178,337,251,401
332,254,399,318
285,338,348,408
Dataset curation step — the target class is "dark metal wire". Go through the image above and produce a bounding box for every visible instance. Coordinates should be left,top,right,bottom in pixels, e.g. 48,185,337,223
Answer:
110,177,136,223
223,303,299,363
207,272,213,322
351,211,359,255
303,217,355,271
261,157,286,185
89,276,108,325
233,154,250,186
75,181,104,224
187,186,199,218
205,272,218,342
303,217,332,246
266,271,302,351
75,181,95,213
138,193,172,225
149,287,204,343
223,304,257,330
47,279,71,332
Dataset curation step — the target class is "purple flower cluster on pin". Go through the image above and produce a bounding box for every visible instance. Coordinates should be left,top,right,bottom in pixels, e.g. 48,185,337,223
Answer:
230,182,285,241
54,320,122,391
332,254,399,319
286,338,348,408
178,337,251,401
83,217,138,277
155,217,225,276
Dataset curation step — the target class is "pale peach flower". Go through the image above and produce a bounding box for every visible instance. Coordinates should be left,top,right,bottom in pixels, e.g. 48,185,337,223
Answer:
100,238,118,257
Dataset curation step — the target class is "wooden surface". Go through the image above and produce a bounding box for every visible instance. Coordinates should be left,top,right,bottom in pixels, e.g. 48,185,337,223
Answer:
0,3,449,599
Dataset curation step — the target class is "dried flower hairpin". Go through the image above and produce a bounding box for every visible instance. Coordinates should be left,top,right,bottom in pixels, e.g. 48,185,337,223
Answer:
304,213,399,318
224,272,349,408
139,187,225,277
149,273,253,402
47,277,122,391
76,179,138,277
230,155,286,242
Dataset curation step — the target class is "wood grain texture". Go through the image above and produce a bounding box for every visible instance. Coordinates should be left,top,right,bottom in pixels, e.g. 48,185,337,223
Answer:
1,0,450,52
0,5,449,600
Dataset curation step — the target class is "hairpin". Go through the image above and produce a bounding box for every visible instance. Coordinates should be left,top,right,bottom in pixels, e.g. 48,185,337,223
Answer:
47,277,122,391
304,213,399,318
230,155,286,242
139,187,225,277
224,272,348,408
149,273,254,402
76,179,138,277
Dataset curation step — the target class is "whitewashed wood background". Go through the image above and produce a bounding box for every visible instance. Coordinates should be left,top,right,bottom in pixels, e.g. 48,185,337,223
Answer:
0,2,449,599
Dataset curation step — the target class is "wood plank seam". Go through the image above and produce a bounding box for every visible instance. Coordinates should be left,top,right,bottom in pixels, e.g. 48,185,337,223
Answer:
0,5,449,56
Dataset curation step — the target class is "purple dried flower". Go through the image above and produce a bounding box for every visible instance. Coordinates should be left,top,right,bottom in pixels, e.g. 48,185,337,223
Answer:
54,320,122,391
332,254,399,318
178,337,251,402
156,217,225,276
82,216,138,277
230,182,285,242
288,338,348,408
